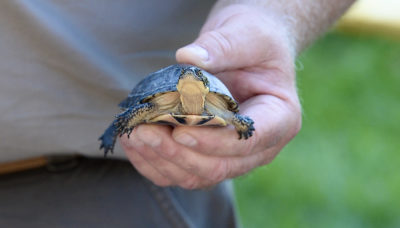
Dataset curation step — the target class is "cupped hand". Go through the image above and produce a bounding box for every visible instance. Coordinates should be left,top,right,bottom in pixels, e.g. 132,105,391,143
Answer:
121,4,302,189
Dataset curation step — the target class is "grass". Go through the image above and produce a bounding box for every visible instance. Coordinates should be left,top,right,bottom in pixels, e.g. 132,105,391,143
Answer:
233,33,400,228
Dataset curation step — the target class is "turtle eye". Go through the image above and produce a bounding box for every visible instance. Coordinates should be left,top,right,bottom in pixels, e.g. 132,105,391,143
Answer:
195,68,203,76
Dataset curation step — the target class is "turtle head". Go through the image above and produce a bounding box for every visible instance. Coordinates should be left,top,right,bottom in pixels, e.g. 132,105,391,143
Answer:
178,66,210,88
177,66,210,114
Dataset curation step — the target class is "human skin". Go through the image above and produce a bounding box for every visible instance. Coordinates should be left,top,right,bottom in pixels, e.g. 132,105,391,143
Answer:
120,0,355,189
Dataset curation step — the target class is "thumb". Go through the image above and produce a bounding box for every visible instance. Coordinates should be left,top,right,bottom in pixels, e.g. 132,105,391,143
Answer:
176,5,282,73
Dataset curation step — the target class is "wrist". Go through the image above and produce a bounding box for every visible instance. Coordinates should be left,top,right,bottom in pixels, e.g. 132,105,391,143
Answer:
210,0,355,56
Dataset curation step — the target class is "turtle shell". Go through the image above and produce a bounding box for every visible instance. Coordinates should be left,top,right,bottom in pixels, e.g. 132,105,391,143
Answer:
118,64,239,112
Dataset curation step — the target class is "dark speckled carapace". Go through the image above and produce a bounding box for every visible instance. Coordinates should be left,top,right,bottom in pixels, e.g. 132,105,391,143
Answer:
99,64,255,156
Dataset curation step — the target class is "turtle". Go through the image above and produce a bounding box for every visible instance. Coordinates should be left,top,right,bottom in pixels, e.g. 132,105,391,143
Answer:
99,64,255,156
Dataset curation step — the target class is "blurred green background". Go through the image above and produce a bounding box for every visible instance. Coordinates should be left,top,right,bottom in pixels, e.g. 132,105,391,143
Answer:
233,33,400,228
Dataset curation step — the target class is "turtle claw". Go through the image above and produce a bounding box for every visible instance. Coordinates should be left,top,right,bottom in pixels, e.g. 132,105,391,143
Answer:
126,128,133,138
119,127,133,138
99,140,114,157
233,114,255,140
98,122,118,157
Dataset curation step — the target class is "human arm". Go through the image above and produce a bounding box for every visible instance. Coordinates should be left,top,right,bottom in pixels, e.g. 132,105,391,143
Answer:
120,0,355,189
204,0,355,57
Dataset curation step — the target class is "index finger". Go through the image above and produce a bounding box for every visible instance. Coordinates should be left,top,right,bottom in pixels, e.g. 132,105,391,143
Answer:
172,94,300,156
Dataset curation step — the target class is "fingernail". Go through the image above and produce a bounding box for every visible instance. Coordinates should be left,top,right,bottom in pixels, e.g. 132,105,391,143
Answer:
184,44,209,62
137,127,161,148
174,133,197,147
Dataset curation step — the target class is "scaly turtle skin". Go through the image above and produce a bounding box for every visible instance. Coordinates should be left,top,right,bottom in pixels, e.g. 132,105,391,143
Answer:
99,64,255,156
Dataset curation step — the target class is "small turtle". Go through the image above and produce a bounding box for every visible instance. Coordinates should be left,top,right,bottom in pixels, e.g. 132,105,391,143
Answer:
99,64,255,155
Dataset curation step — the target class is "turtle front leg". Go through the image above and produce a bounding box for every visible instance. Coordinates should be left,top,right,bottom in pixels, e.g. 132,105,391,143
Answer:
115,103,156,137
99,119,119,156
99,103,156,156
231,113,255,140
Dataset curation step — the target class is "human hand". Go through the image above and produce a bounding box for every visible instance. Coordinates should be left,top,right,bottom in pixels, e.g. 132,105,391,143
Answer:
120,4,301,189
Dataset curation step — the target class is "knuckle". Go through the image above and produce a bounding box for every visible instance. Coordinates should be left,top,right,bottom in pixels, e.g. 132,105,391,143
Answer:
129,157,144,170
293,116,302,137
208,159,229,183
160,146,178,160
204,31,233,58
139,149,159,161
179,175,199,190
290,101,303,139
294,106,303,134
184,160,199,174
156,140,180,160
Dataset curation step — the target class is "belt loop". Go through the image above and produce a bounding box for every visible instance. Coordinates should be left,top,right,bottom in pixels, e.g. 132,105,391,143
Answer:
45,154,82,172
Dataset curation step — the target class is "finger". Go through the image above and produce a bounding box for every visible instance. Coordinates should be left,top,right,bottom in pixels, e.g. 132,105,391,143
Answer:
172,94,300,157
172,125,256,157
126,125,213,189
176,5,291,73
135,123,272,183
120,135,173,187
127,128,196,185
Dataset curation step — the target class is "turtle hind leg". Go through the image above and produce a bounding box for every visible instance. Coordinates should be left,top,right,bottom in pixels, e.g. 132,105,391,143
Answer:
204,102,255,139
232,113,255,140
99,103,156,157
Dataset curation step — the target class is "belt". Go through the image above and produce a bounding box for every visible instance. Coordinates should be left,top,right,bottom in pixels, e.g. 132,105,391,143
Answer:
0,155,81,175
